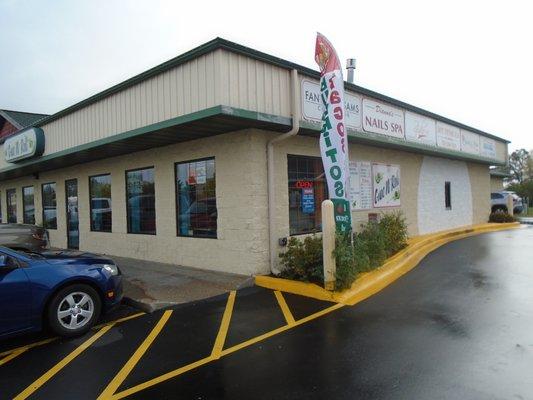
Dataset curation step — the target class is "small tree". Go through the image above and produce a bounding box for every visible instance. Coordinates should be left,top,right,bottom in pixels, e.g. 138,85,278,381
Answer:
509,149,531,184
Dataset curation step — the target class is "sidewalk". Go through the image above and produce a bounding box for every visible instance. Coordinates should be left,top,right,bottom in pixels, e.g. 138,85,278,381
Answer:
114,256,253,312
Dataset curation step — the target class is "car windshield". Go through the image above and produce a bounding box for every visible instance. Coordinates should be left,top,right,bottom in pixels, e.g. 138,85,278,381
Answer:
92,199,109,208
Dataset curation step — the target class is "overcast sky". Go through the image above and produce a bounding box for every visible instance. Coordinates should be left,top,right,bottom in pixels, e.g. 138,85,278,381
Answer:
0,0,531,151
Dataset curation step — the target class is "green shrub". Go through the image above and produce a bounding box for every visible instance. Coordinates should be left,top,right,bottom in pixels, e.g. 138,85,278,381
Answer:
488,212,516,223
333,233,357,290
278,211,409,291
279,235,324,283
379,211,408,257
356,221,387,269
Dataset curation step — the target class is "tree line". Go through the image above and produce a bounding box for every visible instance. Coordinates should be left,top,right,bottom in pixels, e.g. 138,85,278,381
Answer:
506,148,533,207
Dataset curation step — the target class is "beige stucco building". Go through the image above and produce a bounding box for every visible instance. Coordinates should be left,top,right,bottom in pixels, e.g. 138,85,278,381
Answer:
0,38,510,276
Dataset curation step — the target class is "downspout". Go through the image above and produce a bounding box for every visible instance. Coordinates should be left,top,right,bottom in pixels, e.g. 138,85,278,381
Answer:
267,68,300,275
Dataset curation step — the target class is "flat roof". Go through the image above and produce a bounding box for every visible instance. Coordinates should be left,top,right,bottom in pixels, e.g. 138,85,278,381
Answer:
29,37,508,144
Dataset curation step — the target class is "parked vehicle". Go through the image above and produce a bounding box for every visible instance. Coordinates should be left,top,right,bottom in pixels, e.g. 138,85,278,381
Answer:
178,197,217,237
491,191,524,214
0,247,123,339
91,197,112,231
0,223,49,252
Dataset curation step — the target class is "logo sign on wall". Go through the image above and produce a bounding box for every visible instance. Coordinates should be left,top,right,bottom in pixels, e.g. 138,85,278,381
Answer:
301,80,362,129
349,161,372,210
405,112,436,146
436,122,461,152
461,130,480,155
372,163,401,208
362,99,404,139
480,137,496,158
4,127,45,163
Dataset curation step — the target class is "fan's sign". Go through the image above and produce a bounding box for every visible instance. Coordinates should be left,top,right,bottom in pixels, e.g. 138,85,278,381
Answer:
4,127,45,163
362,99,404,139
436,122,461,152
461,130,480,155
373,163,401,208
301,79,362,129
405,112,436,146
480,137,496,158
349,161,372,210
315,33,352,233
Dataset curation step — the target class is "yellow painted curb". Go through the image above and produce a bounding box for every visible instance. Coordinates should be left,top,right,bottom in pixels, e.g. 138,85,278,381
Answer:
255,222,520,305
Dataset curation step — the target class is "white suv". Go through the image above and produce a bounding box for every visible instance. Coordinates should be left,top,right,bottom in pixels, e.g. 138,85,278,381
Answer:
491,191,523,214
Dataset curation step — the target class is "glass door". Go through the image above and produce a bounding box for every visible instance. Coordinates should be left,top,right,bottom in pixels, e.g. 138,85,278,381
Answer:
65,179,79,249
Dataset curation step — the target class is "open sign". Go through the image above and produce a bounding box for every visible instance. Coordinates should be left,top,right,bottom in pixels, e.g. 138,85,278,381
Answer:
295,180,313,189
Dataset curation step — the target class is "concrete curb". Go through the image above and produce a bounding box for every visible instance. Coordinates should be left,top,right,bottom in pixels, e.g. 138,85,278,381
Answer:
255,222,521,305
122,296,179,313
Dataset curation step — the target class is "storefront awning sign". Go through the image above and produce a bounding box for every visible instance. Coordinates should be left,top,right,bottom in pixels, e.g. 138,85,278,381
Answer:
4,127,45,163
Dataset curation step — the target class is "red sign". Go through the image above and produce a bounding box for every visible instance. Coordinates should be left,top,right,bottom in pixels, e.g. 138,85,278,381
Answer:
295,180,313,189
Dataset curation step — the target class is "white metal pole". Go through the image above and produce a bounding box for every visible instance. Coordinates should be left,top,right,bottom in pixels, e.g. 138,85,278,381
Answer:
322,199,336,290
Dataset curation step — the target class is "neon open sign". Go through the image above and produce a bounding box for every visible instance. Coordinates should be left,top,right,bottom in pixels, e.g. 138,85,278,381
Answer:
295,180,313,189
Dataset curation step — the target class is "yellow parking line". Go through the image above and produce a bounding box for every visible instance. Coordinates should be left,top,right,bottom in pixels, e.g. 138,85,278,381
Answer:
14,323,116,400
274,291,296,326
0,312,145,359
220,302,344,357
0,337,57,359
111,302,345,399
93,312,145,330
211,291,236,359
97,310,173,400
0,348,27,367
111,356,214,400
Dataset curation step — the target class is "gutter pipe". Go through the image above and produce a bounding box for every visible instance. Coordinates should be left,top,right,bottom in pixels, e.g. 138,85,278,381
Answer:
267,68,300,275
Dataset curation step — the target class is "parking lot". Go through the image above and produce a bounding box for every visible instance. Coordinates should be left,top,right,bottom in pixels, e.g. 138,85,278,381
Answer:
1,227,532,400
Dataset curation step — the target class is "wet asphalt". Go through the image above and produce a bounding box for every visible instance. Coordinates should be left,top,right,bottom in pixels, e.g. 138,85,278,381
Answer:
0,227,532,399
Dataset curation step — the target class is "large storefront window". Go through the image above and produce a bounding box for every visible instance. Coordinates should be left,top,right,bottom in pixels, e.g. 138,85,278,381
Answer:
126,167,156,234
90,174,112,232
176,158,217,238
288,155,328,235
22,186,35,225
6,189,17,223
42,182,57,229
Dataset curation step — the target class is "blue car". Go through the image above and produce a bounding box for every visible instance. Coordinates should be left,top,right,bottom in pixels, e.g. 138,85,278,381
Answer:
0,246,123,339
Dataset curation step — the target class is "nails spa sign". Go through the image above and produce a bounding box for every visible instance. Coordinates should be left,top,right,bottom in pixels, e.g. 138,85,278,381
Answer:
301,81,501,161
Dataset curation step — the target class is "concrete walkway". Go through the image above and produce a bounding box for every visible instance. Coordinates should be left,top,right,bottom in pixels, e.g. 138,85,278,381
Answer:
114,256,253,311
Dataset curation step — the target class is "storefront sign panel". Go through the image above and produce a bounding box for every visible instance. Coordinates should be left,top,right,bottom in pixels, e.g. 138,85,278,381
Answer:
405,111,436,146
4,127,45,163
479,137,496,159
436,122,461,151
362,99,405,139
461,130,480,155
372,163,401,208
301,79,362,129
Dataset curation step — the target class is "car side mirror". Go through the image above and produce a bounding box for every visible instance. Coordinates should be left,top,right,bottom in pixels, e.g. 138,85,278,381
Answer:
0,255,17,271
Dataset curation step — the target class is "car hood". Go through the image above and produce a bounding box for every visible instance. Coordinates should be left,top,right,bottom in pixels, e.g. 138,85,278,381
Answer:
38,250,115,265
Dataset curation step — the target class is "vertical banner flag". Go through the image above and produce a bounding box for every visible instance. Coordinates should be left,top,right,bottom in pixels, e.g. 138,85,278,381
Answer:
315,33,352,233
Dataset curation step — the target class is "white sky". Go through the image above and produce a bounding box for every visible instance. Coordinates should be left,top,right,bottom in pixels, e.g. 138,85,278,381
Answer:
0,0,531,151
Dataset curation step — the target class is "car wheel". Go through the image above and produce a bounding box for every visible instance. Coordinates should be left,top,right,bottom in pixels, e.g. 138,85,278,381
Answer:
47,284,101,337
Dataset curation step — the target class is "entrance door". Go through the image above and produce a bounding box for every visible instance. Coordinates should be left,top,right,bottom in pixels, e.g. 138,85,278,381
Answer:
65,179,79,249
